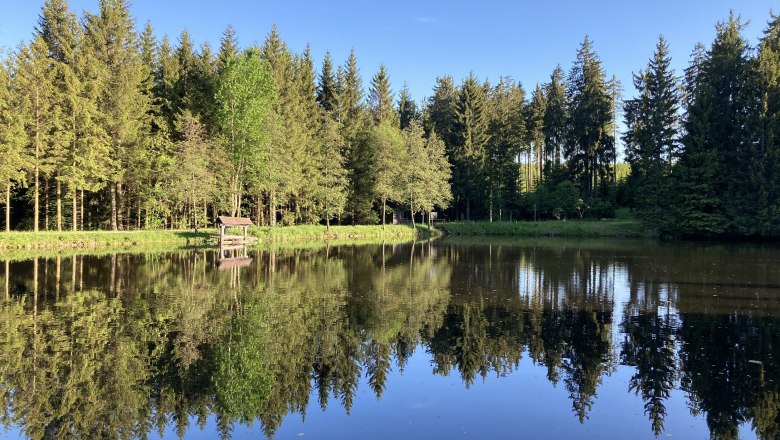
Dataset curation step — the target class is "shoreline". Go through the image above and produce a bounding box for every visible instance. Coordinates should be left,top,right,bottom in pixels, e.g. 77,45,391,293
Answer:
0,220,649,252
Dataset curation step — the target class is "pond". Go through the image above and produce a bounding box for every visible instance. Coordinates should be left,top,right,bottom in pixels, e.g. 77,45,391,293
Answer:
0,238,778,439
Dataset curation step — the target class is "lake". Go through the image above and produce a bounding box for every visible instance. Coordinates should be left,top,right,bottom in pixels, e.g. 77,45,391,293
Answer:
0,238,778,439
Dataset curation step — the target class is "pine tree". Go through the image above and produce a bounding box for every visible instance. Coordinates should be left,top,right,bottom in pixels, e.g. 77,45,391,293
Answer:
397,82,419,130
675,13,756,236
217,24,238,72
485,77,525,220
15,36,54,232
452,73,490,220
338,49,372,224
756,13,780,235
525,84,546,192
368,64,395,124
0,56,30,231
84,0,152,230
565,36,615,202
624,35,680,230
316,51,338,114
543,65,568,177
38,0,81,231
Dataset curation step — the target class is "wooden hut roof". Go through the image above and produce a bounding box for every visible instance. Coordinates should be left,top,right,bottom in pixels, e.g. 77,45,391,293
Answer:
216,216,254,227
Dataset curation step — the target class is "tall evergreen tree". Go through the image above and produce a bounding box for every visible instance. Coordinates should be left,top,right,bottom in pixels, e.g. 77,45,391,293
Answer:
38,0,81,231
675,14,756,236
397,82,419,130
15,36,54,232
565,36,615,201
217,24,238,72
316,51,338,114
83,0,152,230
525,84,546,192
756,13,780,235
452,73,490,220
624,35,680,230
0,56,30,231
543,65,568,178
485,77,525,220
368,64,395,124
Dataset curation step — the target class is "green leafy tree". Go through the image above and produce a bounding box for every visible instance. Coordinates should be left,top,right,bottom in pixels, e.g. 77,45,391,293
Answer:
215,49,276,216
316,117,348,229
371,121,406,229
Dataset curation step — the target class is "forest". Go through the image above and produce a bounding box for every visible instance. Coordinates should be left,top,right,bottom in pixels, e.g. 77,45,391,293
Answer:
2,0,780,237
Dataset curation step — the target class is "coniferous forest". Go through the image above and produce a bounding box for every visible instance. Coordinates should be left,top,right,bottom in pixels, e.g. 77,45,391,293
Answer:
2,1,780,238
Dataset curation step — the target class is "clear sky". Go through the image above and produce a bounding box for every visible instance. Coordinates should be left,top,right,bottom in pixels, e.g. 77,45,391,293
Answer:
0,0,777,104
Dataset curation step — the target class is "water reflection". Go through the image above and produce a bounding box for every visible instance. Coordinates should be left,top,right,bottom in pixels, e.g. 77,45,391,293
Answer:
0,239,779,439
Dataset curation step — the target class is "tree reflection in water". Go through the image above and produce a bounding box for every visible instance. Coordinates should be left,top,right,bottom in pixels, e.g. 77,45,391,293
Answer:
0,238,778,439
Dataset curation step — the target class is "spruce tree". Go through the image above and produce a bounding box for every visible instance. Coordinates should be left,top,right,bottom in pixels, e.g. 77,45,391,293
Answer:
676,14,756,235
217,24,238,72
624,35,680,230
452,73,489,220
0,56,30,231
84,0,151,230
397,82,419,130
15,36,54,232
485,77,525,220
316,51,338,114
38,0,81,230
368,64,396,124
756,13,780,235
543,65,568,178
565,36,615,202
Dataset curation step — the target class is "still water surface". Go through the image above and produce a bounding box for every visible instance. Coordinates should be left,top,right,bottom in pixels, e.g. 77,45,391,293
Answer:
0,238,778,439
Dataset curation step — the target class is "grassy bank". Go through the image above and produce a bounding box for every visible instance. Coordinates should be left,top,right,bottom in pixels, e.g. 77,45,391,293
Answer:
250,224,425,242
0,229,211,251
436,219,650,238
0,224,425,251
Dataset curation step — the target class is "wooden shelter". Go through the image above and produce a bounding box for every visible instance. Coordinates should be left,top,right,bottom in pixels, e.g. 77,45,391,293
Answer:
215,216,254,245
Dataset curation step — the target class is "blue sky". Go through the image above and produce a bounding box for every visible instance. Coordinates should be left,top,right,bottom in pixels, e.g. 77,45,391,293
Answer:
0,0,777,104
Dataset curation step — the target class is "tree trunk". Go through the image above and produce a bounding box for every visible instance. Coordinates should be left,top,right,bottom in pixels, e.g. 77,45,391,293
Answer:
382,196,386,231
56,179,62,231
44,178,49,231
72,190,77,232
80,190,84,231
489,189,493,223
5,184,10,232
466,197,471,221
110,183,118,231
269,189,276,226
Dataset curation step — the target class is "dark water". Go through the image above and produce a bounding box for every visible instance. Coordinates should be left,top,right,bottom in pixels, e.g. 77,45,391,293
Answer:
1,238,779,440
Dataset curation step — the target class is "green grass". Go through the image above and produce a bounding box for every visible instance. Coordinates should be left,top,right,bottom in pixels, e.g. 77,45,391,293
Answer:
0,229,211,251
0,224,426,251
436,219,650,238
250,224,425,241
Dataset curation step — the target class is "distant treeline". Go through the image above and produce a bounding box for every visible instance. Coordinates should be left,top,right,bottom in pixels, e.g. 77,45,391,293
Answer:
1,1,779,237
